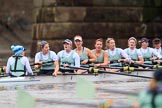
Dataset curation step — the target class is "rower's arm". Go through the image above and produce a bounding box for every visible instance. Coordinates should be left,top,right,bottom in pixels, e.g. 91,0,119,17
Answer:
87,48,97,62
100,51,108,66
135,57,144,64
74,53,80,67
34,52,42,69
53,60,59,74
119,48,130,62
135,50,144,64
152,49,162,59
25,58,33,75
6,57,12,74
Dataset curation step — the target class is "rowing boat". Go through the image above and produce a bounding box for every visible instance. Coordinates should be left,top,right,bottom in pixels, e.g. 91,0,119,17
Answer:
0,71,153,86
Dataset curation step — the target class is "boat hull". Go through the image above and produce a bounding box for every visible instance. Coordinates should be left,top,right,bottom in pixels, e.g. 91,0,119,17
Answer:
0,71,153,86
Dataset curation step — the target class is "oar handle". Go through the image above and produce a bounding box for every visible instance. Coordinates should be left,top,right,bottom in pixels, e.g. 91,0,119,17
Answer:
31,61,54,66
68,66,89,70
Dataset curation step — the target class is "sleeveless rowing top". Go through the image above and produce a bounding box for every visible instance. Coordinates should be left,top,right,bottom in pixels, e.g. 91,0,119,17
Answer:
125,48,138,61
107,48,122,67
59,50,75,66
75,47,88,62
92,49,104,63
40,52,54,70
140,48,152,64
10,56,25,77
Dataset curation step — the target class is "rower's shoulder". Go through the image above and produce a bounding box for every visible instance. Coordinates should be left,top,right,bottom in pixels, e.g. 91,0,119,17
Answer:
84,47,92,52
35,51,42,55
49,50,57,55
20,56,29,61
123,48,129,51
57,50,64,55
116,47,124,51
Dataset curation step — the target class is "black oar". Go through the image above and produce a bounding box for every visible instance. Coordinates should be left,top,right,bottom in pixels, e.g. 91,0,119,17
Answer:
136,63,162,69
95,65,155,71
81,64,156,71
30,61,54,66
68,66,153,79
37,98,132,108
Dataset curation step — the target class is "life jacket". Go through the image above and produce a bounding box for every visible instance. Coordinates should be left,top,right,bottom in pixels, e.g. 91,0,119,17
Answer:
10,55,25,77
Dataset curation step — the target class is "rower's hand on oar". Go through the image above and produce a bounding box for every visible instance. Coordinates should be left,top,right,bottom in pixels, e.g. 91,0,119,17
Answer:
34,62,43,69
150,57,158,61
130,60,136,64
34,62,43,65
94,64,101,68
118,59,128,62
34,65,41,69
81,59,89,65
63,64,69,67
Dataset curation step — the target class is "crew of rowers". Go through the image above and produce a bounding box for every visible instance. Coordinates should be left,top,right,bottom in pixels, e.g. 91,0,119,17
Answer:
5,35,162,77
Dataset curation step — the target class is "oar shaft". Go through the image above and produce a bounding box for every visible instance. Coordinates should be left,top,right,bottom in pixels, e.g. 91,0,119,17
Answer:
97,70,152,79
31,61,54,66
37,99,132,108
68,66,153,79
139,64,153,68
68,66,89,70
37,99,98,107
98,88,138,96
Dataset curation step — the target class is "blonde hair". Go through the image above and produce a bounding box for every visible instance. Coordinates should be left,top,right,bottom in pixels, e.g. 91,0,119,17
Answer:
128,37,137,43
105,38,114,49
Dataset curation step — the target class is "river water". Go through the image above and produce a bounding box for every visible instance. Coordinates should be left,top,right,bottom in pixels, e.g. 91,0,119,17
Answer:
0,75,150,108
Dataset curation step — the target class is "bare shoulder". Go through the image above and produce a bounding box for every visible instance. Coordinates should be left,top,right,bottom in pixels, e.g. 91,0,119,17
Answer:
85,47,91,52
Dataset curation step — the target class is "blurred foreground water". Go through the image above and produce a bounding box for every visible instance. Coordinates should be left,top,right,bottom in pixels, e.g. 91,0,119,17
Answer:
0,77,150,108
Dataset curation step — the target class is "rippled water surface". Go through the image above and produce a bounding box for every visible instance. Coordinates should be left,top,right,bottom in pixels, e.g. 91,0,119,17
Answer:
0,75,150,108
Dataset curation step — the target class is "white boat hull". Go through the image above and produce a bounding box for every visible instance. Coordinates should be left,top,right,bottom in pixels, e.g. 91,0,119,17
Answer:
0,71,153,86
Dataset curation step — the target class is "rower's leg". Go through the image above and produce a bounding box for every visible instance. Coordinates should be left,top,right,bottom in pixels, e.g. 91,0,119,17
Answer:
106,68,120,72
76,69,88,74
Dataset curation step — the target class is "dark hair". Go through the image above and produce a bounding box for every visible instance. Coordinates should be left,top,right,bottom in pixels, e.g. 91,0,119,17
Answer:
40,40,48,48
95,38,103,44
152,38,161,44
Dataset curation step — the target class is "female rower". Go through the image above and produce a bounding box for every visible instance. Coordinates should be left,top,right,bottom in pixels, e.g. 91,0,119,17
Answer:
139,38,162,65
57,39,80,73
124,37,144,66
6,45,33,77
91,38,108,68
105,38,130,67
152,38,162,65
34,40,59,76
74,35,96,66
153,38,162,56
